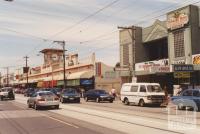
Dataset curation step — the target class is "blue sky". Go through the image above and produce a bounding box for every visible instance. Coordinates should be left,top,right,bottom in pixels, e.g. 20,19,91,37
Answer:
0,0,200,74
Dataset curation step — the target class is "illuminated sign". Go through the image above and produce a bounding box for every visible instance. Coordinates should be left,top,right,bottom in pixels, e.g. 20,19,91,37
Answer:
167,12,189,30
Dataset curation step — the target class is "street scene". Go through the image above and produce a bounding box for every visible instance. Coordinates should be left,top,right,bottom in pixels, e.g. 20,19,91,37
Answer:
1,0,200,134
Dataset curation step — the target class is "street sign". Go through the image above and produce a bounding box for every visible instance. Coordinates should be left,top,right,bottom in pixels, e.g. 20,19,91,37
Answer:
174,72,191,78
173,65,193,72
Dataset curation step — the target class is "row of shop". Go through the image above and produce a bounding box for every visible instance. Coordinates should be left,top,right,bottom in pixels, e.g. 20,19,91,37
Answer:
15,77,95,91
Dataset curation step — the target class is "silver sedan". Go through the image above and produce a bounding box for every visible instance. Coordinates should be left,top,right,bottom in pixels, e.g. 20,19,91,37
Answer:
27,91,60,110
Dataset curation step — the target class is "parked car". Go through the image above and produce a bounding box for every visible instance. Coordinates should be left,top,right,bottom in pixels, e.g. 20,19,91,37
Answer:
49,88,62,97
24,88,36,97
14,88,21,94
120,83,165,106
84,89,114,103
170,89,200,111
0,87,15,101
60,88,80,103
27,91,60,110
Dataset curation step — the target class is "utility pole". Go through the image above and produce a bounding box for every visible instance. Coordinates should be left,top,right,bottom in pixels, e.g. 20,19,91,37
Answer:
0,72,1,88
53,41,67,89
118,26,136,82
24,56,29,88
6,67,9,86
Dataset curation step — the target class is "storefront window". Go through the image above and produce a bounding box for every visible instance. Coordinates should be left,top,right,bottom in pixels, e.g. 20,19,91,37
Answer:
174,30,185,58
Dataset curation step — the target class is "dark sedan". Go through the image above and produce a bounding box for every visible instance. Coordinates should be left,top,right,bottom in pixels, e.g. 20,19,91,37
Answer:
84,89,114,103
170,89,200,111
24,88,37,97
60,88,80,103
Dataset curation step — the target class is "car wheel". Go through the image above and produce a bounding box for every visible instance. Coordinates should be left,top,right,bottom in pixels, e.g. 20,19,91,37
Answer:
96,97,100,103
55,105,59,109
124,98,129,105
28,103,32,108
139,99,145,107
34,103,39,110
109,100,113,103
1,96,4,101
178,103,183,110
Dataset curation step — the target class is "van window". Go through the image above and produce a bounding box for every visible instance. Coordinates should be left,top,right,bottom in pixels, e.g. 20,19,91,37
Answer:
122,85,131,92
140,85,146,92
147,85,162,92
193,90,200,97
131,86,138,92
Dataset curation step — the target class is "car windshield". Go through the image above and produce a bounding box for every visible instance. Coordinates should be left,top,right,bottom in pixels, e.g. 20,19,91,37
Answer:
97,90,107,94
63,89,77,94
147,85,163,92
39,92,54,96
1,88,12,92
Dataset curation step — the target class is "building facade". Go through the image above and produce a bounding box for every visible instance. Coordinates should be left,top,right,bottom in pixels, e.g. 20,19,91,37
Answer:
119,5,200,94
12,49,121,92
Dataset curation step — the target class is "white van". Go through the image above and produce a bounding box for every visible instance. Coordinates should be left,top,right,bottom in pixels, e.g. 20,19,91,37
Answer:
120,83,165,106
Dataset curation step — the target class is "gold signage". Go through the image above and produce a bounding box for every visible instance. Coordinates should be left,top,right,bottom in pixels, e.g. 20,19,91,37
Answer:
167,12,189,30
174,72,190,78
193,54,200,65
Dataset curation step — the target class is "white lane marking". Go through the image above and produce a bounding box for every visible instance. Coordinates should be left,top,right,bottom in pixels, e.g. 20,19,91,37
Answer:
47,116,79,129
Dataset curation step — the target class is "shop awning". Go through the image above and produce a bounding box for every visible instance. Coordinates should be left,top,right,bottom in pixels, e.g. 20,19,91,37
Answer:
67,71,94,80
57,80,64,86
37,81,43,88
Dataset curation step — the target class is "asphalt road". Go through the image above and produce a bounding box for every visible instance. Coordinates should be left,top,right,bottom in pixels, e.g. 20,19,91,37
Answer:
13,95,200,134
0,100,124,134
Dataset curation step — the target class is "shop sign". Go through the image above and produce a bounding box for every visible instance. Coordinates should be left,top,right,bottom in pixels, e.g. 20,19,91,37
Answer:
174,72,190,78
192,54,200,65
80,79,93,85
167,12,189,30
150,66,170,73
173,65,193,72
135,59,169,72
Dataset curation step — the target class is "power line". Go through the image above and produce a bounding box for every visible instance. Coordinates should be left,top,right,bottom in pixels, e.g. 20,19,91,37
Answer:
49,0,121,38
80,0,200,44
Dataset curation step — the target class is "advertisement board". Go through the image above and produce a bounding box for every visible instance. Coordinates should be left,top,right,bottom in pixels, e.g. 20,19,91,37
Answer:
192,54,200,65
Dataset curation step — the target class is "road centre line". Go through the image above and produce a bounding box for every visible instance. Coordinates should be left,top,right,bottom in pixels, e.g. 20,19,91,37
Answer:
47,116,79,129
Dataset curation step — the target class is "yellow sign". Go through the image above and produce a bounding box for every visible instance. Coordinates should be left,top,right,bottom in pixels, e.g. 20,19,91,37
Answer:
193,54,200,64
174,72,190,78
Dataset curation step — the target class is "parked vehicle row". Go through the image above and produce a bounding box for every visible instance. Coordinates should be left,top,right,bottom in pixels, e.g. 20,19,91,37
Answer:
5,82,200,112
25,88,114,110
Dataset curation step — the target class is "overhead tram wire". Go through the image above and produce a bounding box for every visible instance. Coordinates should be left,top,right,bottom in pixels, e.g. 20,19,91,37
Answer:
1,0,198,67
80,0,200,44
18,0,122,58
0,27,49,41
45,0,200,58
48,0,122,39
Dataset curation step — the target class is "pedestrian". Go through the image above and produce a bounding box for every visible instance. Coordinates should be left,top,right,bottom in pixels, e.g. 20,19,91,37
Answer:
110,88,117,100
162,85,168,106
